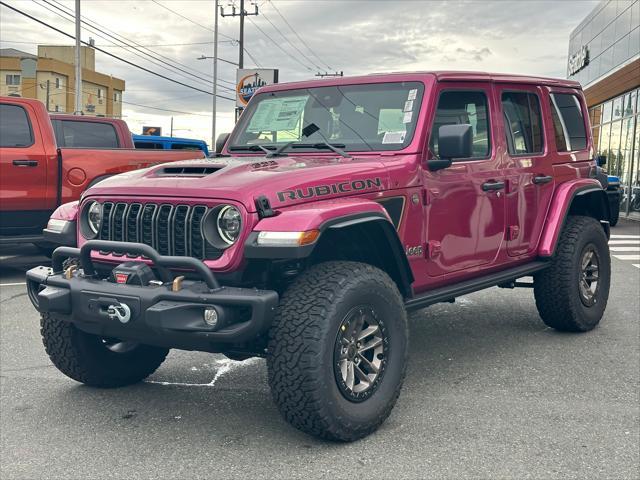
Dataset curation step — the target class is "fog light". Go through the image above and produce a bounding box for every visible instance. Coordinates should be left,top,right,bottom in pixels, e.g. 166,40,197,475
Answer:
203,307,219,327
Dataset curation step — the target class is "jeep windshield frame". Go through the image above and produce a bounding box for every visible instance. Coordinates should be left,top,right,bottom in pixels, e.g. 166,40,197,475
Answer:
228,81,425,153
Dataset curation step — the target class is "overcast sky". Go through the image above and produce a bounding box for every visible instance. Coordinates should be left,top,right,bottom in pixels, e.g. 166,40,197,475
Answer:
0,0,600,145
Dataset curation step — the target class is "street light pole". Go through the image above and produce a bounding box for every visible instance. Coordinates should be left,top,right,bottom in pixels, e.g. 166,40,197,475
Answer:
74,0,82,114
212,0,219,150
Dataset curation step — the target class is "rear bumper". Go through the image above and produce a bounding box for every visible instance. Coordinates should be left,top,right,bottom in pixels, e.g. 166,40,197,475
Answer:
26,240,278,351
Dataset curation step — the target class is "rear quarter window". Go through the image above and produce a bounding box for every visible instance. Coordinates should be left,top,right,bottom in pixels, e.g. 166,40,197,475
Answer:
0,103,34,147
550,93,587,152
58,120,119,148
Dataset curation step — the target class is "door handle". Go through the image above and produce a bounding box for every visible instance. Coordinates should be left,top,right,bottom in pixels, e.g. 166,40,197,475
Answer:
482,180,505,191
12,160,38,167
532,175,553,185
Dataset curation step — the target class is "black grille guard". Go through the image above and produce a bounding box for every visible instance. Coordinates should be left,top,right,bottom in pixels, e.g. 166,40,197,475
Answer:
52,240,220,290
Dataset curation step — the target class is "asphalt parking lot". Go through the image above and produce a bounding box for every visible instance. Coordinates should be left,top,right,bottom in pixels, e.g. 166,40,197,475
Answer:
1,221,639,480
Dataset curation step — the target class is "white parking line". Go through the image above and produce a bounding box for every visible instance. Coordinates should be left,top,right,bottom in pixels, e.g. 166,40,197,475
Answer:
608,240,640,245
633,264,640,269
610,235,640,239
0,282,26,287
609,246,640,252
613,255,640,261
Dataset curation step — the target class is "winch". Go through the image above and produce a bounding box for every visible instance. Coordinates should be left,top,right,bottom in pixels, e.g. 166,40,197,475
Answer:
109,261,157,286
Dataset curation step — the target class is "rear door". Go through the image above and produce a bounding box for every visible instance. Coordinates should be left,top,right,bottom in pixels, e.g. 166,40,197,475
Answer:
496,85,555,256
423,83,506,276
0,101,51,235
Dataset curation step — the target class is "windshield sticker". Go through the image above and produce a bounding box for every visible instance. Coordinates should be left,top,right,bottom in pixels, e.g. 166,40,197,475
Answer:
247,96,308,132
382,131,406,144
403,100,414,112
402,111,413,124
407,89,418,101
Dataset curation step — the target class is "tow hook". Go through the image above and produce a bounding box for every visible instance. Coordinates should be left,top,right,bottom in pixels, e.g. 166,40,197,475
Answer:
107,303,131,324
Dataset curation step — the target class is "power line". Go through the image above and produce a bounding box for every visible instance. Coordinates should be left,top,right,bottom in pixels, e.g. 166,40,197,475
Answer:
41,0,235,90
0,1,235,101
260,10,322,70
268,0,333,70
150,0,236,42
0,39,236,47
244,14,314,71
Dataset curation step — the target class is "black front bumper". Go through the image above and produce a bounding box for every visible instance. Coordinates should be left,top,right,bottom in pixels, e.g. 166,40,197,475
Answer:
26,240,279,352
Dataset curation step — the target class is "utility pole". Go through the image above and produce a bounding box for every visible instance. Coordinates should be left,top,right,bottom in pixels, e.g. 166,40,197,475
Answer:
220,1,259,70
74,0,82,114
315,71,344,78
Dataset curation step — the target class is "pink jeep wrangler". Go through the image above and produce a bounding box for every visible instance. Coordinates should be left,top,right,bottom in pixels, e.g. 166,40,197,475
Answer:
27,72,611,441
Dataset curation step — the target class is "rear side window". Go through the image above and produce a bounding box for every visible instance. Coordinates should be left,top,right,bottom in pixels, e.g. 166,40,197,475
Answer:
58,120,119,148
430,90,490,159
501,92,543,155
550,94,587,152
0,103,34,147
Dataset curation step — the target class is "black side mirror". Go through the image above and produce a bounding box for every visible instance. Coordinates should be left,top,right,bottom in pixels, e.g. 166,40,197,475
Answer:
596,154,607,166
215,133,230,154
428,124,473,171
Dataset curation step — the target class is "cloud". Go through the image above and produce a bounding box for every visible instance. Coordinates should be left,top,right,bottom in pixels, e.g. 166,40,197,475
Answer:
0,0,598,145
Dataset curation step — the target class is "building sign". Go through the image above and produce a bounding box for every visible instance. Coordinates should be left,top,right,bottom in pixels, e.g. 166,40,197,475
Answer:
568,45,589,76
142,126,162,136
236,69,279,108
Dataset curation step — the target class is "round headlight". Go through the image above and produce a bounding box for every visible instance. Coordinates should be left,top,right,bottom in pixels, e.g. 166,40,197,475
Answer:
87,201,102,234
216,205,241,245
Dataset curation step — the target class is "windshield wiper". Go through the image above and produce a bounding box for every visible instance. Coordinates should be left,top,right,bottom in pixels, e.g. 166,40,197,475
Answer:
264,141,294,158
292,142,351,158
228,144,277,152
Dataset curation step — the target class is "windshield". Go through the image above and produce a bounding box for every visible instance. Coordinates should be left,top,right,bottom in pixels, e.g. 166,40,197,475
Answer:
228,81,425,153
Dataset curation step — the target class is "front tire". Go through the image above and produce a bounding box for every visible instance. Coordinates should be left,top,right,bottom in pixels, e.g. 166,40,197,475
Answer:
534,215,610,332
267,261,408,441
41,313,169,387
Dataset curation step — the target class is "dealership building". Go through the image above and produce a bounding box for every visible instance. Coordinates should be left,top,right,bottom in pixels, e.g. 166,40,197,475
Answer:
568,0,640,220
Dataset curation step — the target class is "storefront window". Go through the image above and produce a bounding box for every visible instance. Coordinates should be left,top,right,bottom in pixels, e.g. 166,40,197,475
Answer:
612,97,623,121
602,100,613,123
599,122,611,158
591,104,602,126
619,117,635,212
592,126,600,152
631,90,638,116
609,120,622,176
631,115,640,217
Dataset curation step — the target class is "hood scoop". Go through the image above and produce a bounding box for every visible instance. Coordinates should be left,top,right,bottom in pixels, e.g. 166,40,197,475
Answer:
156,165,224,177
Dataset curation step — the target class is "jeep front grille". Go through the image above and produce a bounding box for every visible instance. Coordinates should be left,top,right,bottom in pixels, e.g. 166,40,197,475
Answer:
98,202,222,260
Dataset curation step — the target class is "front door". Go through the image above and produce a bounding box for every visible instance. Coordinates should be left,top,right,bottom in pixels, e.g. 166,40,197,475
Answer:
424,84,506,277
0,101,50,235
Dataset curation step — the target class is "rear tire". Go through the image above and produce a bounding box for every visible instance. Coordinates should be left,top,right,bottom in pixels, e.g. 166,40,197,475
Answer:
267,261,408,441
41,313,169,387
534,215,610,332
609,202,620,227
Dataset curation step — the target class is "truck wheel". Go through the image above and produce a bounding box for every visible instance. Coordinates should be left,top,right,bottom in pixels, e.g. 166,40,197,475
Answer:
40,313,169,388
534,215,610,332
267,261,408,441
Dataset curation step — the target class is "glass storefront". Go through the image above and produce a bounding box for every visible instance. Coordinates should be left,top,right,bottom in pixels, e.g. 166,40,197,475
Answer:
590,87,640,220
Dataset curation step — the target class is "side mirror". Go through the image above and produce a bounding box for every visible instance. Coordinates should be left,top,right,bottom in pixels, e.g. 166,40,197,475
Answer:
596,154,607,166
215,133,230,154
428,124,473,171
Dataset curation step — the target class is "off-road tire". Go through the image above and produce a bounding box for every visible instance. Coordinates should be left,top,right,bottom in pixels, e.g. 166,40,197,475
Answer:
41,313,169,387
609,204,619,227
267,261,408,441
534,215,610,332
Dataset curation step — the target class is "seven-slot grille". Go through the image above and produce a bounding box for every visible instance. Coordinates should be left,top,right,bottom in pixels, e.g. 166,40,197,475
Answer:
98,202,222,260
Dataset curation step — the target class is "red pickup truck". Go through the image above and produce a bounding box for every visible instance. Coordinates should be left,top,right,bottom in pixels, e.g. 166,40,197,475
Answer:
0,96,204,249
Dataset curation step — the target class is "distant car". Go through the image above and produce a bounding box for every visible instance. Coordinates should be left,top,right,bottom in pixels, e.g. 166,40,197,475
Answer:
132,134,210,156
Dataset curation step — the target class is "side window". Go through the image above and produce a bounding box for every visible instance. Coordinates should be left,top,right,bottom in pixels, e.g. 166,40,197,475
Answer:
0,103,34,147
60,120,119,148
501,92,544,155
430,90,490,159
550,93,587,152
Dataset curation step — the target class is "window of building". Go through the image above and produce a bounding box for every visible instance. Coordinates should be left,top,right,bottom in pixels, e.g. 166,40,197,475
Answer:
612,96,623,120
97,88,103,99
55,77,60,89
54,105,60,112
550,93,587,152
501,92,544,155
56,120,119,148
430,90,490,159
602,100,613,123
0,103,34,147
5,74,20,86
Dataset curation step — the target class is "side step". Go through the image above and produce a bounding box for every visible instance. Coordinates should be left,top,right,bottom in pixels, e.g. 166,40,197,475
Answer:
405,261,549,312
